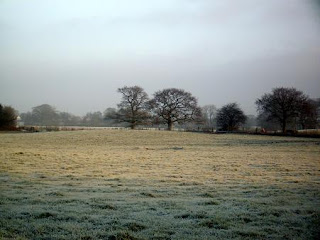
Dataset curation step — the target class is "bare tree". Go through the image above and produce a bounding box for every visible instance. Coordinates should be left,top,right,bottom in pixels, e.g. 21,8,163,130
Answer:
0,104,17,129
216,103,247,131
149,88,202,131
202,105,217,130
116,86,150,129
256,87,309,133
297,99,318,129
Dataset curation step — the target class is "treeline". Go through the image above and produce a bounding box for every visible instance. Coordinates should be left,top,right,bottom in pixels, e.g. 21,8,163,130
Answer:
104,86,319,133
1,86,319,133
19,104,122,127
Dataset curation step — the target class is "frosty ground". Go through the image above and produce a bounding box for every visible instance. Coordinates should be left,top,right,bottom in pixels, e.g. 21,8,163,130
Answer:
0,130,319,239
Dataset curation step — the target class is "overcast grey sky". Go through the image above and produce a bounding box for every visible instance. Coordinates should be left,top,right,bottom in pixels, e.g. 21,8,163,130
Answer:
1,0,320,116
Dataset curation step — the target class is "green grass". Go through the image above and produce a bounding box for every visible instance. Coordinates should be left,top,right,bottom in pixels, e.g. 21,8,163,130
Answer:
0,130,319,239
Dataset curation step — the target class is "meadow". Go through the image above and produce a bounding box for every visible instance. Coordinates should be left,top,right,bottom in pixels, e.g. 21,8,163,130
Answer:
0,130,319,240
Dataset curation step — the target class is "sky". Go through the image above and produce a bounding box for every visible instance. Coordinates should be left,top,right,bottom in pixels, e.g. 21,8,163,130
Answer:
1,0,320,116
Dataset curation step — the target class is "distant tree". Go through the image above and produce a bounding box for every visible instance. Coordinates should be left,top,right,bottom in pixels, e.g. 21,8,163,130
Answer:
104,108,118,120
82,111,104,126
297,99,318,129
0,104,17,129
115,86,150,129
21,107,83,126
257,113,280,131
315,98,320,127
216,103,247,131
202,105,217,129
31,104,60,126
243,115,257,129
20,112,33,125
256,87,310,133
59,112,81,126
149,88,202,131
103,108,122,126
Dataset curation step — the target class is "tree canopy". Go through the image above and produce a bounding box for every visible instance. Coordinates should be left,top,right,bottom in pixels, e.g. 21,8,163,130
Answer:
0,104,17,129
82,111,104,126
112,86,150,129
149,88,202,130
216,103,247,131
31,104,60,126
297,99,318,129
255,87,314,133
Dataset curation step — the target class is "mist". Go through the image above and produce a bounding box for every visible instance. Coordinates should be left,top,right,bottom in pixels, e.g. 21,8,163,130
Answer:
1,0,320,116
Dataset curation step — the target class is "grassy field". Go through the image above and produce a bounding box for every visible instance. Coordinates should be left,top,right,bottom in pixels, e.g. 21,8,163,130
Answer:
0,130,319,240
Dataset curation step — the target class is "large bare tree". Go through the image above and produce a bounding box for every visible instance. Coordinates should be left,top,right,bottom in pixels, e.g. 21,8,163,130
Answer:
115,86,150,129
149,88,201,131
256,87,310,133
216,103,247,131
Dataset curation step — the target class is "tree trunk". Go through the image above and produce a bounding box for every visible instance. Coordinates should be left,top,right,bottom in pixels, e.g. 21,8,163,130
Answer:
168,121,173,131
131,122,136,129
281,120,286,133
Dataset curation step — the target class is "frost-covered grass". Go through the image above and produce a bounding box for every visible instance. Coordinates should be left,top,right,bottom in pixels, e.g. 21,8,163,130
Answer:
0,130,319,239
